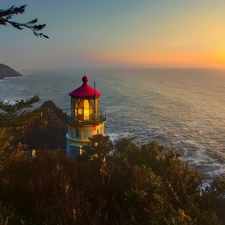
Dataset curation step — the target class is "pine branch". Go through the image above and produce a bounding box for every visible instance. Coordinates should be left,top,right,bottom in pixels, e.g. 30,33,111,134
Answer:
0,5,49,38
0,97,50,128
0,96,39,115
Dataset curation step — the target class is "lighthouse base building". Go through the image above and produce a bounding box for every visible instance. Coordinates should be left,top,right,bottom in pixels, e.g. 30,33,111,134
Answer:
66,75,106,158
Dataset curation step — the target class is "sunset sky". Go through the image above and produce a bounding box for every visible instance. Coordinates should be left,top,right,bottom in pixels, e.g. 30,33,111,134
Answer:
1,0,225,70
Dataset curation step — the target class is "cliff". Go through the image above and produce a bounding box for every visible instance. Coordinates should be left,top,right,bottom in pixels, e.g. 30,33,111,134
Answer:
13,100,68,150
0,63,22,79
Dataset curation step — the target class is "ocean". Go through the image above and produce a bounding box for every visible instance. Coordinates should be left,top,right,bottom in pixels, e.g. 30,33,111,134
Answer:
1,67,225,181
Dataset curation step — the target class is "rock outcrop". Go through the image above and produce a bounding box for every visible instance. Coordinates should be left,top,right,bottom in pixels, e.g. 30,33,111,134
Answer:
41,100,67,121
16,101,68,150
0,63,22,79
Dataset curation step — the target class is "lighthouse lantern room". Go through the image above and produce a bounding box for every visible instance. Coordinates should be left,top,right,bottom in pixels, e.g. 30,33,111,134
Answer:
66,75,106,157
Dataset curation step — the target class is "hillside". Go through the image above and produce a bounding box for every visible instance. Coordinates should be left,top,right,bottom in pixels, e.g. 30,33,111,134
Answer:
0,63,22,79
8,100,68,150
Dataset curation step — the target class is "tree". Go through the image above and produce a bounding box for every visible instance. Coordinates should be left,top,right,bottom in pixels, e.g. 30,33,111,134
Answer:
0,95,40,127
0,96,44,171
81,134,113,161
0,136,225,224
0,4,48,38
0,3,49,166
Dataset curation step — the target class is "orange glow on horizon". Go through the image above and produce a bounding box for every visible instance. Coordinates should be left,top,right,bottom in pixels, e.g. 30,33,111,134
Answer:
93,51,225,68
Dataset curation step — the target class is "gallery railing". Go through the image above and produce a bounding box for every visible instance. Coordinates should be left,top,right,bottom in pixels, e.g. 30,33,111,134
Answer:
67,111,106,125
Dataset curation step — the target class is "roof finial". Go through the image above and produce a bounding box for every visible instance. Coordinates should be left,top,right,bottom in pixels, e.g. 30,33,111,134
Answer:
82,75,88,84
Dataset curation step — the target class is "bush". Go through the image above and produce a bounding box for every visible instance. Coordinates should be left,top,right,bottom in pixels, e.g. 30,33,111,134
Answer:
0,135,224,224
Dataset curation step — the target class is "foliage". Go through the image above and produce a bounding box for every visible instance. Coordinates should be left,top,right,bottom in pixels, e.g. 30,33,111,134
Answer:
0,4,48,38
0,96,51,171
0,135,225,224
81,134,113,161
0,96,40,127
0,96,37,170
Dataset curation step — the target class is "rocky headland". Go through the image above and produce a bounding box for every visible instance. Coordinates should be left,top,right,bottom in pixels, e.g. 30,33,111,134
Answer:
0,63,22,79
13,100,68,150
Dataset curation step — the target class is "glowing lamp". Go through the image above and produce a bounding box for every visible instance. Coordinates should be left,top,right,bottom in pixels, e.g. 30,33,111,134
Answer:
69,75,101,123
76,99,93,121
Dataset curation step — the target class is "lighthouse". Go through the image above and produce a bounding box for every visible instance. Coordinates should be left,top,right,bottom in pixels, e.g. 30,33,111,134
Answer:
66,75,106,158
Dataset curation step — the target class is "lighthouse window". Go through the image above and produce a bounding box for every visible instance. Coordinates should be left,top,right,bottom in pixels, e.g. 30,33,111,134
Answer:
78,99,93,121
74,100,79,120
76,129,79,138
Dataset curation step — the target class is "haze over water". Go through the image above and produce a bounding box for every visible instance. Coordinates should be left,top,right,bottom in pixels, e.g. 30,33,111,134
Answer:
1,67,225,181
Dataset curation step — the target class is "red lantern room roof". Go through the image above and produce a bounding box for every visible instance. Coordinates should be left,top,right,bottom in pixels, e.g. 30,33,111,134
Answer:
69,76,101,97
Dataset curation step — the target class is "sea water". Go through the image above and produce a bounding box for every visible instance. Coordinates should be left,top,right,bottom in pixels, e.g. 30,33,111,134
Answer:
1,67,225,181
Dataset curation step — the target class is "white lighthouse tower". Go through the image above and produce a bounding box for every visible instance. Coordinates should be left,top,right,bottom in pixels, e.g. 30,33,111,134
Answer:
66,75,106,158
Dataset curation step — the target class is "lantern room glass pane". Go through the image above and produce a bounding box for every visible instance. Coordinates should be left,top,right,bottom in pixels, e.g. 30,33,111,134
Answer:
83,99,91,121
74,99,93,121
71,97,101,122
74,99,79,121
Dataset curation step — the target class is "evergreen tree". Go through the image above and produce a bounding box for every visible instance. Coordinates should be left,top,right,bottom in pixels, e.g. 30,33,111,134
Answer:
0,95,40,127
0,96,44,170
0,4,48,38
0,135,225,224
0,3,48,166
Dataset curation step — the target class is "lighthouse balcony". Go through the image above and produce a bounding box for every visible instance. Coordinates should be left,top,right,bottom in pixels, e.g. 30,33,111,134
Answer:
67,114,106,125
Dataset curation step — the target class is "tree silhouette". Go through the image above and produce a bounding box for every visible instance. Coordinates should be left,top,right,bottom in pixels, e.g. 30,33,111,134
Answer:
0,4,48,38
0,95,40,127
1,139,225,224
